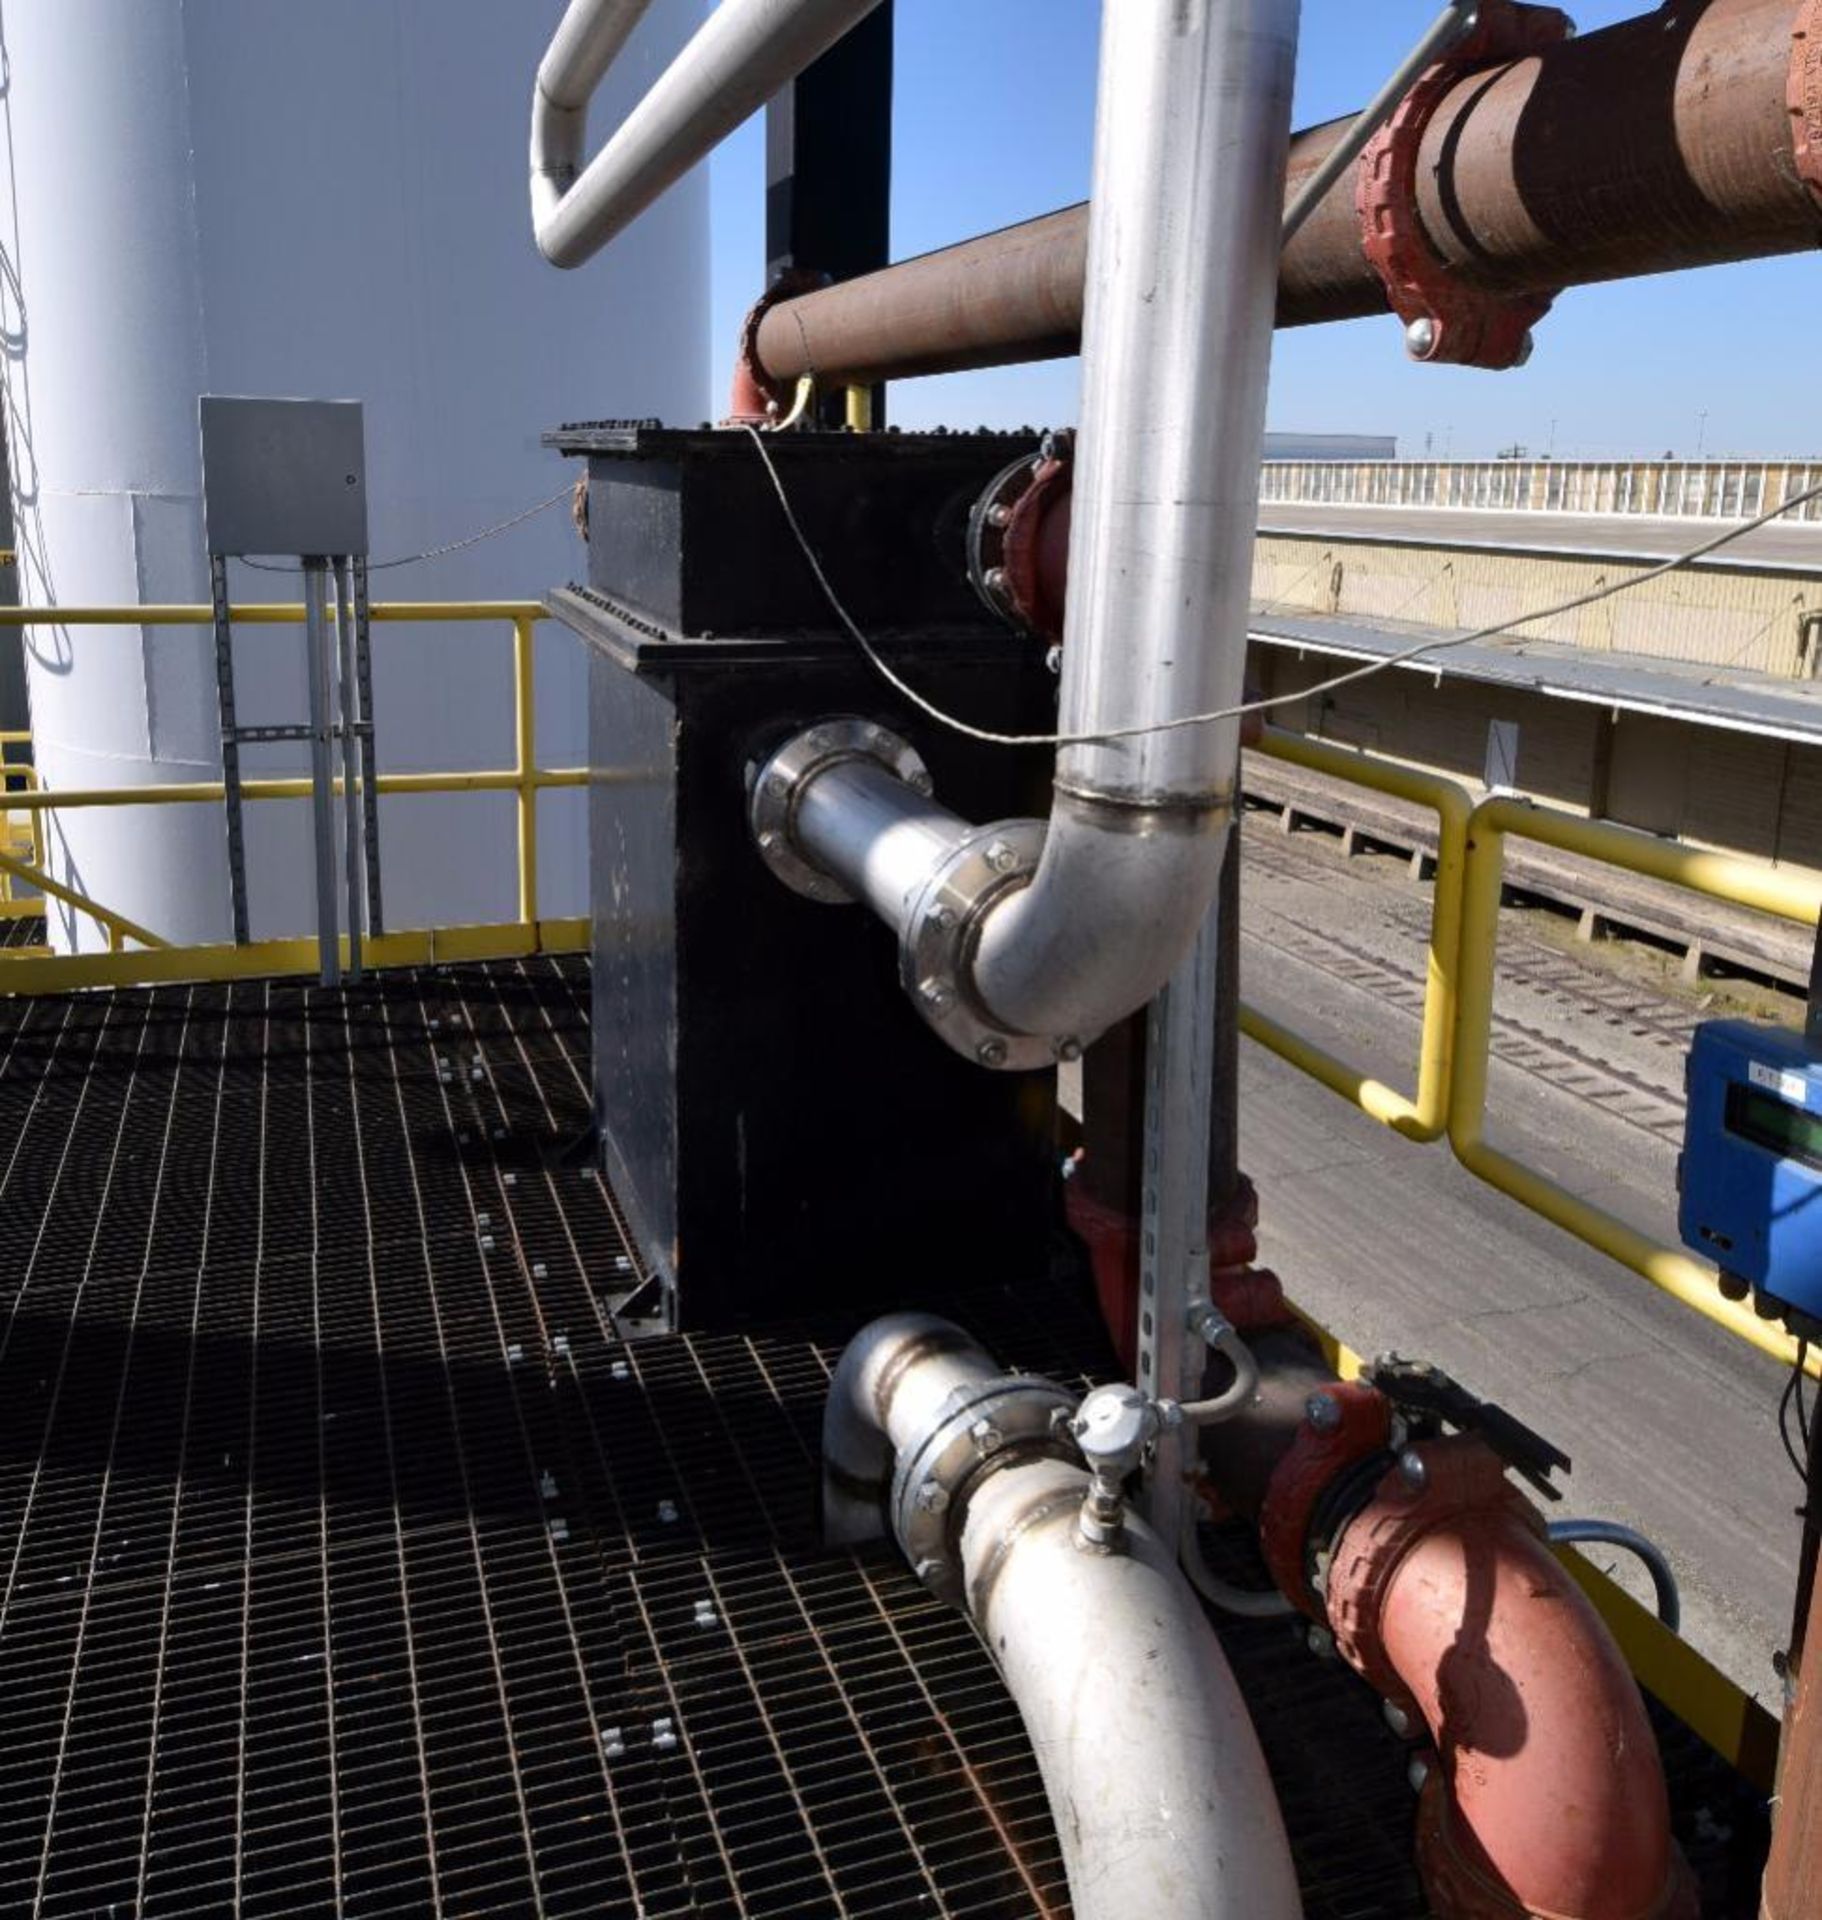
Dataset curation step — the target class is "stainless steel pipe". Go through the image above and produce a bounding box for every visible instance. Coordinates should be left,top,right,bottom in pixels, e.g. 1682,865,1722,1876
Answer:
823,1314,1302,1920
755,0,1301,1065
969,0,1298,1043
960,1457,1302,1920
790,757,968,928
532,0,883,267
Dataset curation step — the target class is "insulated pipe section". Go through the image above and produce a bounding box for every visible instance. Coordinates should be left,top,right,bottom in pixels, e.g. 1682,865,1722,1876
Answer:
823,1316,1302,1920
752,0,1299,1068
749,0,1822,386
532,0,883,267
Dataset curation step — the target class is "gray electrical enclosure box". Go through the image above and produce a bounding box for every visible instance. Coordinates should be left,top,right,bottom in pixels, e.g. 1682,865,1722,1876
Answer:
200,396,369,557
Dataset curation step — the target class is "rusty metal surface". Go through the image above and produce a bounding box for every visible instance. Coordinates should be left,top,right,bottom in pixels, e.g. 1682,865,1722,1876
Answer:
1790,0,1822,208
755,0,1822,387
1257,1378,1395,1615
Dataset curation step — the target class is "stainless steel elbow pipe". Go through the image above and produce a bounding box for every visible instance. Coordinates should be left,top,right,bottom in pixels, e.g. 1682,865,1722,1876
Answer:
823,1314,1302,1920
749,0,1300,1065
531,0,884,268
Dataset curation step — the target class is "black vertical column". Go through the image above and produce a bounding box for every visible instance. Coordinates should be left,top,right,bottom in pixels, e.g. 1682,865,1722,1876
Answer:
764,2,893,427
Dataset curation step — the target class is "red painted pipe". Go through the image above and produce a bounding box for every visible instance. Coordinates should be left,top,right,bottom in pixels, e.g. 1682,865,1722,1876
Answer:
749,0,1822,391
1327,1439,1696,1920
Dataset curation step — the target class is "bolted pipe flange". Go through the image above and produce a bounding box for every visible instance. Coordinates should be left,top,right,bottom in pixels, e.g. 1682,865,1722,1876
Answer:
900,819,1052,1071
750,717,931,905
890,1374,1079,1604
965,434,1073,645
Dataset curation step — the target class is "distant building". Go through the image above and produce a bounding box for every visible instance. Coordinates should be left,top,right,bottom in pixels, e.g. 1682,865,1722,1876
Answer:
1264,432,1397,462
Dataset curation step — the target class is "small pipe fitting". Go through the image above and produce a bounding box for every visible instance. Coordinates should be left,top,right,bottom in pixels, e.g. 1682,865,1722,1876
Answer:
1071,1382,1161,1548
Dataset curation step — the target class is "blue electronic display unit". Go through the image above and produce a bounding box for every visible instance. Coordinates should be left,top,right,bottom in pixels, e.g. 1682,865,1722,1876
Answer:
1680,1018,1822,1333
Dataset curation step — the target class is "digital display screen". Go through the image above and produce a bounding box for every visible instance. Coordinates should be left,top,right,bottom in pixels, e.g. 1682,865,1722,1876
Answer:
1726,1081,1822,1173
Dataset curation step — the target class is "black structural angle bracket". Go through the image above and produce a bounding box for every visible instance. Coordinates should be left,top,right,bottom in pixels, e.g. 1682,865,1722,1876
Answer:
764,2,894,428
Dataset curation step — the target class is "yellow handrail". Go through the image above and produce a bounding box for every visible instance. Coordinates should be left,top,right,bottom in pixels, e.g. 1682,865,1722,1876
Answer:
1243,729,1469,1141
514,614,540,925
1,762,45,909
0,918,590,990
0,844,166,950
0,599,570,964
1449,794,1822,1376
1240,731,1822,1377
0,600,548,625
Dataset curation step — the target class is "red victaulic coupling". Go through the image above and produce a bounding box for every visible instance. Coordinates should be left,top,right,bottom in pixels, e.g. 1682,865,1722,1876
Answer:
724,270,829,426
1325,1436,1696,1920
1355,0,1572,370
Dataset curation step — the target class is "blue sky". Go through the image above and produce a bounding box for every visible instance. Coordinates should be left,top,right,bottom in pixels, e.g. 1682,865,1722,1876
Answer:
709,0,1819,459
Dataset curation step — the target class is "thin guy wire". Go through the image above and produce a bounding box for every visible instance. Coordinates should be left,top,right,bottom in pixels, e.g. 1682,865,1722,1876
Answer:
238,488,572,574
743,422,1822,753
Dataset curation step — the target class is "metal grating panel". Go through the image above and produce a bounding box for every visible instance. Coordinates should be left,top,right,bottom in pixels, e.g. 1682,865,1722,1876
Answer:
0,957,1767,1918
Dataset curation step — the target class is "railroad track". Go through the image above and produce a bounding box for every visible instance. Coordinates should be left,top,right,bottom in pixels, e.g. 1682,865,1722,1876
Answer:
1240,823,1699,1145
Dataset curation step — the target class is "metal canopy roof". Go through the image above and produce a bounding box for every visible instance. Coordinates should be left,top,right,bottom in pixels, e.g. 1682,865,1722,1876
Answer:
1252,609,1822,746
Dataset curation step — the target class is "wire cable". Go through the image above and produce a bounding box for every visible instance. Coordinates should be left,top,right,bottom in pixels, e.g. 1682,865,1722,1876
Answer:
744,421,1822,753
1545,1518,1681,1631
238,487,573,574
1781,1340,1811,1484
769,375,817,432
1179,1504,1296,1618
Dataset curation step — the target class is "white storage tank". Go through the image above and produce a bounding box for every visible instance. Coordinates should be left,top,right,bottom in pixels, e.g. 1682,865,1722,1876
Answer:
0,0,708,950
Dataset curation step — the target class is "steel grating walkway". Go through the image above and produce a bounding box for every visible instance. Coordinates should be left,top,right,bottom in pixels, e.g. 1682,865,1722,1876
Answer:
0,957,1767,1917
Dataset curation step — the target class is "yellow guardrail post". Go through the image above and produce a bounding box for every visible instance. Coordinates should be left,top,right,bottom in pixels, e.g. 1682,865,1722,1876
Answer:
514,612,539,930
1242,729,1470,1141
1449,793,1822,1377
